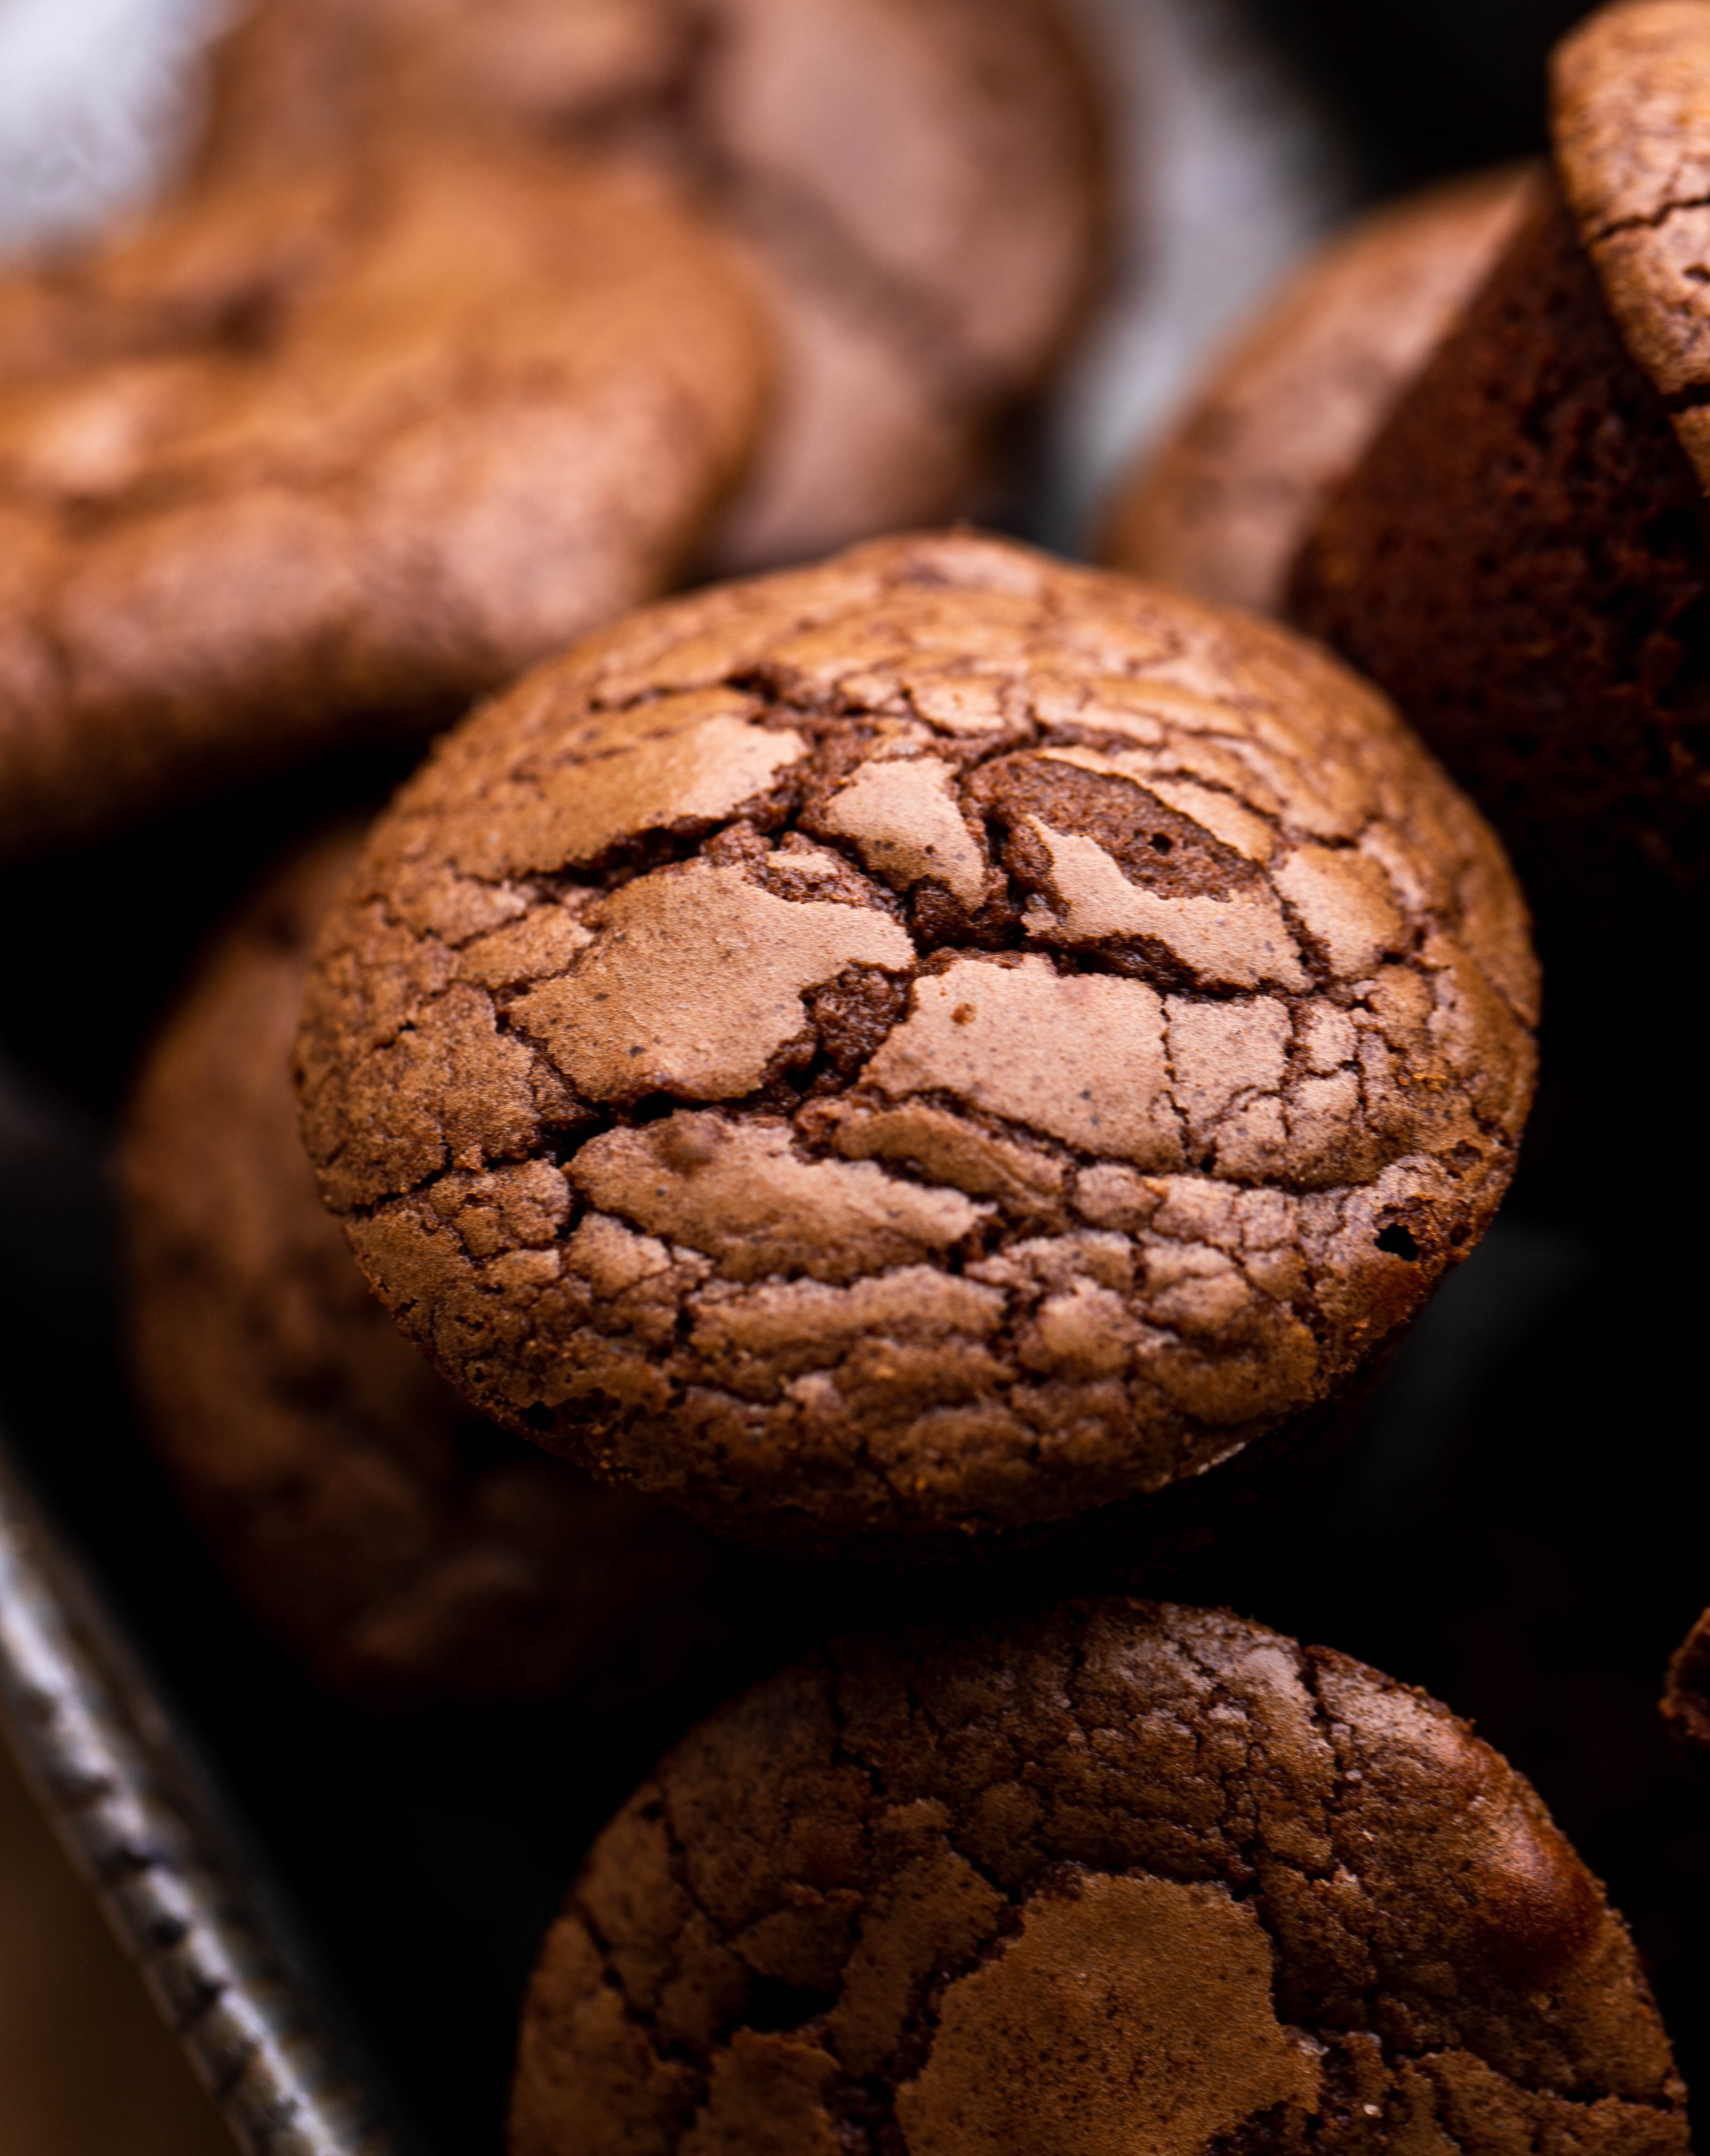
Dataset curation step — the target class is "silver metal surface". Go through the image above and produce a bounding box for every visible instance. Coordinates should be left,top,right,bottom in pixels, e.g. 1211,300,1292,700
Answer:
0,1434,395,2156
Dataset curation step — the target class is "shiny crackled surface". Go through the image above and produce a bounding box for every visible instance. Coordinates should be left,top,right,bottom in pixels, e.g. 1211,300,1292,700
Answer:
509,1600,1687,2156
296,531,1538,1543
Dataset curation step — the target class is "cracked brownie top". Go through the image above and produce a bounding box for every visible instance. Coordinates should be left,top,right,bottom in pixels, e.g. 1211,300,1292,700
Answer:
0,141,767,856
192,0,1107,575
121,825,725,1707
295,532,1537,1548
1554,0,1710,492
508,1597,1687,2156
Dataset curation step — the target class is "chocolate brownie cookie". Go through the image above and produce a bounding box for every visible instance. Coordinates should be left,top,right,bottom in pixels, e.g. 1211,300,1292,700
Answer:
0,140,767,857
510,1597,1688,2156
121,824,721,1705
1662,1608,1710,1746
189,0,1106,572
1106,169,1532,616
295,531,1538,1551
1292,1,1710,904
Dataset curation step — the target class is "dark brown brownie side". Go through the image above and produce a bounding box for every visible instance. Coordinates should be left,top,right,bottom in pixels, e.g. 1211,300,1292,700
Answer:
1291,179,1710,904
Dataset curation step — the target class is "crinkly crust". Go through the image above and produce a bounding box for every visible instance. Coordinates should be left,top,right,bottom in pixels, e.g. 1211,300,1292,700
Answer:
296,532,1537,1547
121,825,722,1704
509,1598,1687,2156
1554,0,1710,488
1105,169,1534,616
0,142,767,856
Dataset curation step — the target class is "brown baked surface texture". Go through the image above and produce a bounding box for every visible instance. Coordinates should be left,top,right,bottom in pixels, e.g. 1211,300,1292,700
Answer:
1661,1607,1710,1746
1554,0,1710,485
1104,168,1533,616
0,141,767,858
508,1597,1688,2156
295,531,1537,1549
1290,176,1710,900
190,0,1107,574
121,824,719,1705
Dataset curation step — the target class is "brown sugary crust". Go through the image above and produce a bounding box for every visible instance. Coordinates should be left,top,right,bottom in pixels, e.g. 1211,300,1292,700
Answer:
1290,178,1710,901
1104,169,1534,616
189,0,1108,574
121,825,721,1706
1661,1607,1710,1747
0,142,768,858
295,532,1537,1551
509,1597,1689,2156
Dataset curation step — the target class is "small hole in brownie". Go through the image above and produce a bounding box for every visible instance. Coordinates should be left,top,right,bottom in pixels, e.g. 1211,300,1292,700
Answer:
1375,1223,1421,1261
522,1403,555,1432
1149,832,1173,853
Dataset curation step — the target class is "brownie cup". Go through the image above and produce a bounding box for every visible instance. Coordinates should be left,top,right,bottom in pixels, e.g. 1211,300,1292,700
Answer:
1292,1,1710,906
0,140,767,857
1105,168,1533,616
294,531,1537,1552
510,1597,1688,2156
190,0,1107,574
121,824,723,1706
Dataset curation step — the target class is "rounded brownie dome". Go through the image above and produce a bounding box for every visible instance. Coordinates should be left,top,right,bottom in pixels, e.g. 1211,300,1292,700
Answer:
0,143,767,856
121,825,722,1706
510,1598,1687,2156
296,532,1537,1549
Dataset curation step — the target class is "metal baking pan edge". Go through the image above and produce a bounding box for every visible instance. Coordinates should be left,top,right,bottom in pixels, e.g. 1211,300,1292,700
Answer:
0,1429,398,2156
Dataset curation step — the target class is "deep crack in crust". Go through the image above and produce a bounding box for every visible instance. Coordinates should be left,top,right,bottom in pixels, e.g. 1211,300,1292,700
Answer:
508,1597,1689,2156
294,532,1539,1550
191,0,1108,575
0,141,768,856
121,824,722,1706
